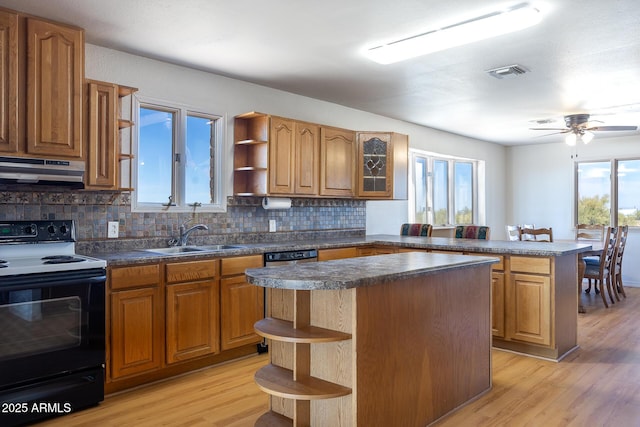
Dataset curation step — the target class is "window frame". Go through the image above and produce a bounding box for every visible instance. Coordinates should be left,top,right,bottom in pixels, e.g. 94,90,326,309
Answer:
132,97,226,213
574,156,640,228
409,149,482,226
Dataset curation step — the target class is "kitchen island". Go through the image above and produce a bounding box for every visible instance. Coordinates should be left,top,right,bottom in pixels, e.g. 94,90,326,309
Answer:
246,251,498,427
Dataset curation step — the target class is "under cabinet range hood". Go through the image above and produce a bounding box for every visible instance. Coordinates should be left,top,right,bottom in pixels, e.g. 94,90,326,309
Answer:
0,156,85,187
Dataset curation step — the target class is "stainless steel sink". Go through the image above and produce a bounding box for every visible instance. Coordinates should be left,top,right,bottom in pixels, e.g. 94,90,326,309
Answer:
143,244,247,255
144,246,205,255
198,244,246,251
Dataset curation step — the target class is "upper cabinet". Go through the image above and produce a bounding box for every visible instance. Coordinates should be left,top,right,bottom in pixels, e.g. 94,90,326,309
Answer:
356,132,408,199
26,18,84,158
0,10,84,159
85,79,138,190
320,125,355,197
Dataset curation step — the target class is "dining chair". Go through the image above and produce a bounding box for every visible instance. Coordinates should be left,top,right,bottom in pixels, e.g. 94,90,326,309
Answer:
519,223,535,241
505,225,520,241
454,225,490,240
576,224,606,267
584,226,618,308
612,225,629,300
400,223,433,237
519,227,553,242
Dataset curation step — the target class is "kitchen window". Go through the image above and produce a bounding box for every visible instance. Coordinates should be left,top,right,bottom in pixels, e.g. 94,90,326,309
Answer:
133,99,224,212
410,149,483,226
576,158,640,227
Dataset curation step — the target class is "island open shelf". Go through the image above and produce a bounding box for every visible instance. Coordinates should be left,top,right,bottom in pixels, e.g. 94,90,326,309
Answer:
246,252,498,426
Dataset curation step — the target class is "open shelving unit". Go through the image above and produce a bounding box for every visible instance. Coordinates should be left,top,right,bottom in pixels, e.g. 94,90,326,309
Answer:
253,289,353,426
233,112,269,196
117,85,138,191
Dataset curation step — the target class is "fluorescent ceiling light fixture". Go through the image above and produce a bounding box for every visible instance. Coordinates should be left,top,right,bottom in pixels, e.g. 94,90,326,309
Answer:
365,3,542,64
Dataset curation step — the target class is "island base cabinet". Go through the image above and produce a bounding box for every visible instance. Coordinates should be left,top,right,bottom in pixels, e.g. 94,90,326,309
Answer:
259,264,492,426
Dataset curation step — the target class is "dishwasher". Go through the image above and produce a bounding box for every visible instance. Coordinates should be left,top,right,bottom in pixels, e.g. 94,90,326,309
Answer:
257,248,318,353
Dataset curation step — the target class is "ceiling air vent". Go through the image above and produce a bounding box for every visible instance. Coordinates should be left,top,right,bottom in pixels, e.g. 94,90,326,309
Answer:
486,64,529,79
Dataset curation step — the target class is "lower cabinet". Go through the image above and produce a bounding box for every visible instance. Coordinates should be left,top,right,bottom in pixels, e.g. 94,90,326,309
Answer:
318,246,358,260
506,273,551,346
109,264,163,381
220,255,265,350
491,271,505,338
165,259,220,363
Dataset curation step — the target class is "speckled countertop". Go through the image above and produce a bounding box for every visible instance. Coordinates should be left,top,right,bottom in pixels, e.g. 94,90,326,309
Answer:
85,234,592,266
245,251,499,290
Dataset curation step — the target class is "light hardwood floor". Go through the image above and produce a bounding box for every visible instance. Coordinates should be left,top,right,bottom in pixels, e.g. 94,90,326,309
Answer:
38,287,640,426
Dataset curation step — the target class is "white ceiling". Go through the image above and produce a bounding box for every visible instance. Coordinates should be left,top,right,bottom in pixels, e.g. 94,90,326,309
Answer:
2,0,640,146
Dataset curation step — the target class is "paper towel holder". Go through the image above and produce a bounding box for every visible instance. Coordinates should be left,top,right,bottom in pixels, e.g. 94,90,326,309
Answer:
262,197,292,210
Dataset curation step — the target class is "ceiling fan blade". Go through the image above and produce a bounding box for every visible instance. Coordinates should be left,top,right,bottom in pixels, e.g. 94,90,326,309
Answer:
588,125,638,131
532,130,571,137
529,127,569,131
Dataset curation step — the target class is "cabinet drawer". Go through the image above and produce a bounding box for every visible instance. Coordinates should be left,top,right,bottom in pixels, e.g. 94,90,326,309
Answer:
166,259,219,283
510,256,550,275
221,255,264,276
110,264,160,290
466,253,504,270
318,247,357,261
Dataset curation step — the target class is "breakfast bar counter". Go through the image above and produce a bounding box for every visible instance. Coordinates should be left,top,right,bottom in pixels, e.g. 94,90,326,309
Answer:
246,252,498,427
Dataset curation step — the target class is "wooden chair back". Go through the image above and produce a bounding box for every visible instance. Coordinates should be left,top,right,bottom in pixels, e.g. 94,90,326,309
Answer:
519,223,535,241
576,224,605,242
614,225,629,272
505,225,520,241
400,223,433,237
520,227,553,242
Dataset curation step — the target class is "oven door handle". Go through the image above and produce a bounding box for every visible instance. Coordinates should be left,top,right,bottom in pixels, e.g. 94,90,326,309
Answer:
0,269,106,291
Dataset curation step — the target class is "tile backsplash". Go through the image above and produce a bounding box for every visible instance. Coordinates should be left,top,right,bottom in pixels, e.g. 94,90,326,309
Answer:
0,189,366,251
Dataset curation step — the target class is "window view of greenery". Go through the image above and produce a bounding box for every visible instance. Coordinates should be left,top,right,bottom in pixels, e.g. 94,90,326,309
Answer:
454,162,473,224
411,151,480,226
577,159,640,226
185,115,215,204
617,159,640,226
433,160,449,225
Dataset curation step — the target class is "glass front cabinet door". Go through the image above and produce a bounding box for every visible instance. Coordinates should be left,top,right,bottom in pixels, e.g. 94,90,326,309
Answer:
356,132,408,199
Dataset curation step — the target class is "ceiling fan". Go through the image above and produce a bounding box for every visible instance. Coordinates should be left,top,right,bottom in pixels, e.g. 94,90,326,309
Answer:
530,113,638,145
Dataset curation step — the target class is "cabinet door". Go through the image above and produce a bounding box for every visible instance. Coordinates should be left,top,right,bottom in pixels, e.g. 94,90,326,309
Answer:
86,81,118,189
320,126,355,197
221,275,264,350
26,18,84,158
166,280,220,363
507,273,551,345
294,121,320,195
111,287,163,379
269,116,295,194
492,271,505,338
318,247,358,261
0,11,19,154
357,132,392,198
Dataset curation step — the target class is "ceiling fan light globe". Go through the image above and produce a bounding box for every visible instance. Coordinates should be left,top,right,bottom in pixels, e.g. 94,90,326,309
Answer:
581,131,594,144
565,133,577,146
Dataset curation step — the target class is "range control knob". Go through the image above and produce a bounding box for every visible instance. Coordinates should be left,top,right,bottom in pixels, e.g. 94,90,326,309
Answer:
59,225,68,234
24,225,35,235
47,225,56,234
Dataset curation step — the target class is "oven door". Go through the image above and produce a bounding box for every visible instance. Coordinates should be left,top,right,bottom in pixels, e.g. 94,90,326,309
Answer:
0,269,106,389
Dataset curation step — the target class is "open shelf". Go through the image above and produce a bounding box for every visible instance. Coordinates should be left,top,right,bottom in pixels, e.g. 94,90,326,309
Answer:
254,364,351,400
254,411,293,427
255,318,352,343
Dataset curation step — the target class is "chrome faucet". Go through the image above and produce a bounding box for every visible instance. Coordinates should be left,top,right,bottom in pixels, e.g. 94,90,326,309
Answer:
178,221,208,246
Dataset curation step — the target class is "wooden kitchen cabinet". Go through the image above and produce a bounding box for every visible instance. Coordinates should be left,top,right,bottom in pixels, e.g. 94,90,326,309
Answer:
356,132,408,199
318,247,358,260
0,10,20,154
220,255,264,350
109,264,163,380
0,10,84,158
491,271,506,338
507,272,551,346
233,112,269,196
268,116,295,194
85,80,138,190
294,121,320,195
165,259,220,363
320,125,355,197
26,17,84,158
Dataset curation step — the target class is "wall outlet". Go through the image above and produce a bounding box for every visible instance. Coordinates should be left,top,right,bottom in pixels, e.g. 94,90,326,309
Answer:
269,219,276,232
108,221,119,238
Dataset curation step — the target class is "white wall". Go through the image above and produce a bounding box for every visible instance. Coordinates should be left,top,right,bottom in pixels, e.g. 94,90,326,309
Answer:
85,44,508,238
508,135,640,285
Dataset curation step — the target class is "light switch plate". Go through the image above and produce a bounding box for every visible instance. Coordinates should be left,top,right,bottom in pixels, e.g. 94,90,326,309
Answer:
269,220,276,232
108,221,119,238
